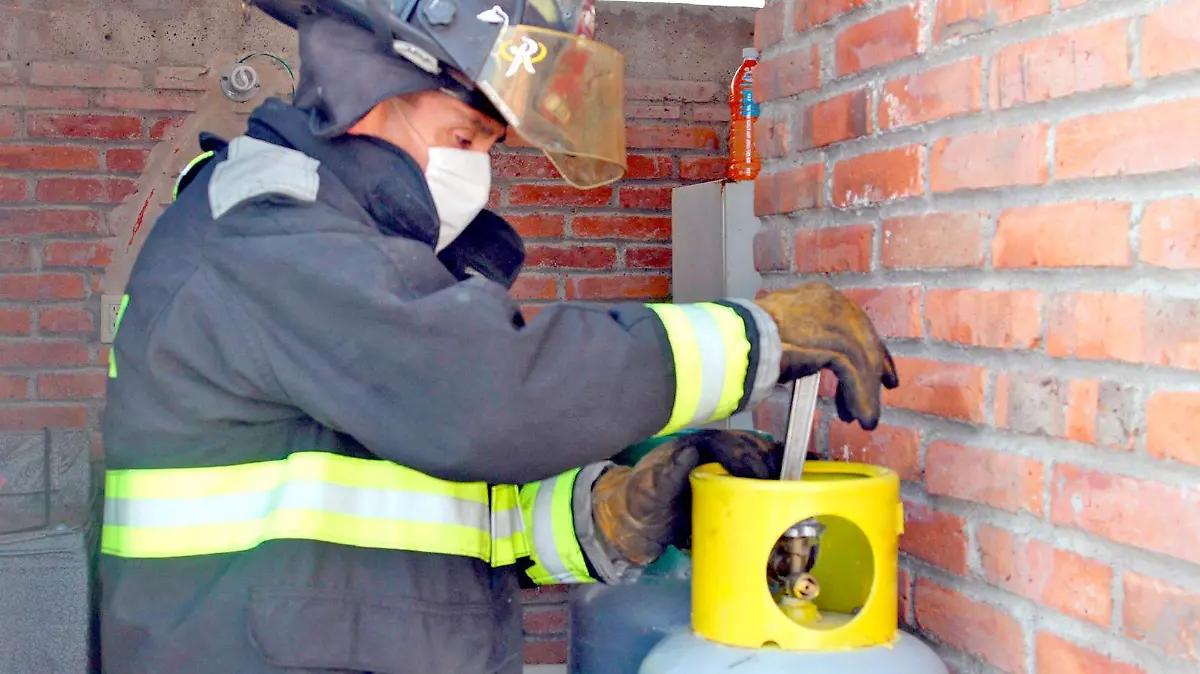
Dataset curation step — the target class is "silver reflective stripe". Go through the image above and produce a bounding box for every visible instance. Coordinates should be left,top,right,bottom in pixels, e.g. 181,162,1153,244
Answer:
104,480,490,531
209,135,320,219
492,503,523,540
529,473,574,583
679,304,728,425
730,298,783,409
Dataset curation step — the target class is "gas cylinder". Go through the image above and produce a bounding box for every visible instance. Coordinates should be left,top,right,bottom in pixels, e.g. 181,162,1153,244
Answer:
637,461,947,674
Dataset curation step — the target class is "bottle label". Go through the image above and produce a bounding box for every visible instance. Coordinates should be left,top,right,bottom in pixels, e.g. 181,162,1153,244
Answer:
737,70,759,118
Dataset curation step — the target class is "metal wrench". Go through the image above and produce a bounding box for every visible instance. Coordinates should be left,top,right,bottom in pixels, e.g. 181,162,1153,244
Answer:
778,374,821,481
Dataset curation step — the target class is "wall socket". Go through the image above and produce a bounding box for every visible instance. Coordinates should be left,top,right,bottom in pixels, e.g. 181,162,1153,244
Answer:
100,294,123,344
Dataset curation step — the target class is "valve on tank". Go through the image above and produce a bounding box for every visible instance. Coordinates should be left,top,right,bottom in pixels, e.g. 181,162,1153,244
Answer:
766,518,825,626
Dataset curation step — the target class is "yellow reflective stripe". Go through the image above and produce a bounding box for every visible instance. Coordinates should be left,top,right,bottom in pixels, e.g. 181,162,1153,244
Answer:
173,150,215,201
490,484,530,566
520,468,594,585
647,302,751,436
107,294,129,379
100,452,527,563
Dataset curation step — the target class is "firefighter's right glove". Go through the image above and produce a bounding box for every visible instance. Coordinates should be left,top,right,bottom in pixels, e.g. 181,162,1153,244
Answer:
755,282,900,431
591,430,783,566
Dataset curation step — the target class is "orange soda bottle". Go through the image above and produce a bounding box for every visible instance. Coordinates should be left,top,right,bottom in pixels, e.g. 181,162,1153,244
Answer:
727,47,761,182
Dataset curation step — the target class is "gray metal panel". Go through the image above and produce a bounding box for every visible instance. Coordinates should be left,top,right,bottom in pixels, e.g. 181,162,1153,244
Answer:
720,180,762,301
671,181,727,303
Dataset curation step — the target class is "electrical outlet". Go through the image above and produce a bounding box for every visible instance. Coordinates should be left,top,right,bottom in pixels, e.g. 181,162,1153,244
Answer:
100,294,123,344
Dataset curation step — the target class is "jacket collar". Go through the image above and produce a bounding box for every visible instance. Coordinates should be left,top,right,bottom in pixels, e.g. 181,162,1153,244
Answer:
240,98,525,289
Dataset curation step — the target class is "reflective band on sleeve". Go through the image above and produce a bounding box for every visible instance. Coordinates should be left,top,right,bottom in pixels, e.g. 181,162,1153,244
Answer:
173,150,215,201
100,451,528,565
647,302,752,436
490,484,530,566
107,294,129,379
519,469,595,585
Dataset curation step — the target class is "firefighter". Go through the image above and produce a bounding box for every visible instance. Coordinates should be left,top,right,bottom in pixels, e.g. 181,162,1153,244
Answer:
97,0,898,672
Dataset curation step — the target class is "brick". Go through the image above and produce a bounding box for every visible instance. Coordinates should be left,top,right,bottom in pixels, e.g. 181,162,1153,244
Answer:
524,640,567,665
43,242,114,268
1146,389,1200,466
511,275,557,300
0,406,89,431
808,90,869,148
755,163,823,215
626,155,674,180
1123,572,1200,662
97,90,202,112
882,212,986,269
1145,297,1200,371
506,214,564,239
487,187,502,210
841,286,923,339
625,246,671,269
493,154,558,179
0,309,33,335
149,116,187,141
625,80,719,102
900,504,968,573
753,226,789,273
573,215,670,240
799,0,869,29
990,21,1131,110
926,443,1044,515
626,125,719,150
755,46,820,103
0,62,17,85
0,242,33,270
833,146,924,208
994,202,1130,268
619,186,672,211
836,6,920,76
1097,382,1140,451
0,87,90,108
0,274,86,300
0,145,99,171
0,209,101,236
106,149,151,174
1141,198,1200,269
525,244,616,270
755,1,785,52
39,307,94,333
978,526,1112,626
794,225,873,274
691,105,731,123
0,341,89,368
1051,464,1200,565
0,375,28,400
915,579,1025,673
566,275,670,300
520,305,546,322
0,110,16,139
926,289,1041,349
931,125,1049,192
1057,98,1200,179
1046,293,1144,363
1036,633,1146,674
37,371,107,399
1142,0,1200,79
680,157,726,181
755,114,792,159
27,113,143,140
935,0,1051,43
153,66,211,90
35,177,138,204
509,185,612,207
898,567,913,626
996,374,1100,443
884,357,987,422
30,62,142,88
522,606,568,635
880,59,982,130
828,422,921,481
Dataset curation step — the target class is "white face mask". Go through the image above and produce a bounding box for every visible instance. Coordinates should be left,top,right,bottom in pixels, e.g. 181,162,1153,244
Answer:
424,147,491,252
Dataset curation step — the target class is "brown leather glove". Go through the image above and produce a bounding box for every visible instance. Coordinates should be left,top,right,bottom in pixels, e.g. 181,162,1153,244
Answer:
592,430,791,566
756,282,900,430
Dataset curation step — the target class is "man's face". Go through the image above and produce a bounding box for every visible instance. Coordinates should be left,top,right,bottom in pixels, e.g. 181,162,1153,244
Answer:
378,90,507,169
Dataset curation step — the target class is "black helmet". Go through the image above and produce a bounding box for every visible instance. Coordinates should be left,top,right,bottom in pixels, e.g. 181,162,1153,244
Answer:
247,0,626,189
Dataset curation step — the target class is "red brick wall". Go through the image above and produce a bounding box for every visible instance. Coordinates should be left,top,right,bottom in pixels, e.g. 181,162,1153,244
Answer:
752,1,1200,673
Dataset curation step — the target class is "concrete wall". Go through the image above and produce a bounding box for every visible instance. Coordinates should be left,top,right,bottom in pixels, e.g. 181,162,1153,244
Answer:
0,0,752,668
751,1,1200,673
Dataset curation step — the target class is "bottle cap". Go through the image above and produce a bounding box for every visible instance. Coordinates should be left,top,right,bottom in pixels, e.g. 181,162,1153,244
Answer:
743,47,759,60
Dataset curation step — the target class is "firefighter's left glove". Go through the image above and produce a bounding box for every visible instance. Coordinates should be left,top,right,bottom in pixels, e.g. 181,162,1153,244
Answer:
591,430,783,566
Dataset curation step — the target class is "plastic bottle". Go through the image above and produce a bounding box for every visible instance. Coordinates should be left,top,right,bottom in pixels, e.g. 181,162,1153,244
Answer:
727,47,761,182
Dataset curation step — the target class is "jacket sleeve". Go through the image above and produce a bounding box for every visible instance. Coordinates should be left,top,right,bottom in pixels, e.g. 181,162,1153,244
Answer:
207,217,781,486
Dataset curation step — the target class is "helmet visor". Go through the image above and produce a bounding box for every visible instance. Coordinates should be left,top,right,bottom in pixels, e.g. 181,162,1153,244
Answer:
476,25,626,189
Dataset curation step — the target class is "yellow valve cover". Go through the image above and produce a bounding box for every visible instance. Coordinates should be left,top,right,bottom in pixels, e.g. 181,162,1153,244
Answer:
689,460,903,651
